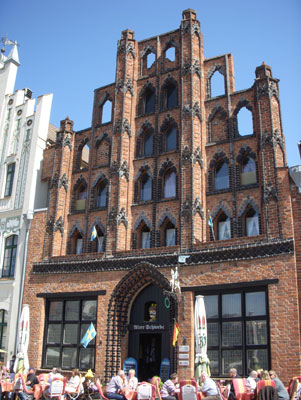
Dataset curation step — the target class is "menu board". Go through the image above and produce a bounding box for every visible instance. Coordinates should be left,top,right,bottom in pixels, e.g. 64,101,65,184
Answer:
160,358,170,383
123,357,138,377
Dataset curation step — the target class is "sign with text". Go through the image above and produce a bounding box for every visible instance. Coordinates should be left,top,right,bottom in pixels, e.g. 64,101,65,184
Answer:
129,324,165,331
179,360,189,366
179,345,189,352
160,358,170,382
179,353,189,359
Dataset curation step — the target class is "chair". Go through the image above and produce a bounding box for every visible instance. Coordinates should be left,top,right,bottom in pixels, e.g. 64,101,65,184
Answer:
257,386,278,400
256,380,276,398
137,383,156,400
233,379,248,400
289,379,301,400
216,382,230,400
65,375,85,400
15,373,35,400
48,377,66,399
179,380,199,400
95,379,109,400
150,377,162,400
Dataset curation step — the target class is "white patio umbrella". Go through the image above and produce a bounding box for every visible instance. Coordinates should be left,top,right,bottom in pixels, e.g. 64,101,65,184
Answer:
14,304,30,374
194,295,210,382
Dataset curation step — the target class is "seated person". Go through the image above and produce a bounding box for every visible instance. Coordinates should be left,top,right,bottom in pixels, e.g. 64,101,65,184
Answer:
127,370,138,391
43,368,64,400
229,368,241,400
200,372,219,400
246,371,258,391
0,365,12,400
254,370,275,399
65,369,81,393
106,370,127,400
16,367,38,400
268,371,289,400
160,373,179,400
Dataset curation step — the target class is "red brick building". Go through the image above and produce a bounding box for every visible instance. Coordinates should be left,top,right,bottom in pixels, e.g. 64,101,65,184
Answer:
23,9,301,383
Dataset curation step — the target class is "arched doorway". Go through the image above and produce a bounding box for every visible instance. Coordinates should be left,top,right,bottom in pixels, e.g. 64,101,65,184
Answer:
104,263,177,383
129,284,171,381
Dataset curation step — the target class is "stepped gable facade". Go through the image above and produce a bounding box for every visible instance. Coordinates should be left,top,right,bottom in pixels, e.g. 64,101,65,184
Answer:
23,9,301,382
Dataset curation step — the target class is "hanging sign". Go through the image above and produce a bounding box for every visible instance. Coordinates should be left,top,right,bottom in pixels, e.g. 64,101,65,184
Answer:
179,360,189,366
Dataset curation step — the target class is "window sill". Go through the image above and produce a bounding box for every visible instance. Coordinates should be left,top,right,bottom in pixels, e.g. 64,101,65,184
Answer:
90,206,107,211
0,276,15,281
207,188,231,195
70,210,86,215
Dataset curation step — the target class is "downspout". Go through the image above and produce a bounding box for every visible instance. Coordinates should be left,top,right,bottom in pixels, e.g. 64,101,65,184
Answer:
14,211,33,355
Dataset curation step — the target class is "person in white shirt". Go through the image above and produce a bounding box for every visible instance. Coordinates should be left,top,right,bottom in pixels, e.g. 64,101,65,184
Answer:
65,369,81,393
246,371,257,391
127,370,138,390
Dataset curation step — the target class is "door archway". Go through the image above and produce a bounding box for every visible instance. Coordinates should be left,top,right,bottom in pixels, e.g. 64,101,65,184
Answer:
104,263,178,383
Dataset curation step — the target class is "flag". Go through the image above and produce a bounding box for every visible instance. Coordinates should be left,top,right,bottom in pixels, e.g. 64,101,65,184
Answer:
81,323,97,348
208,214,213,228
178,255,190,263
208,211,215,241
172,321,180,347
90,226,97,241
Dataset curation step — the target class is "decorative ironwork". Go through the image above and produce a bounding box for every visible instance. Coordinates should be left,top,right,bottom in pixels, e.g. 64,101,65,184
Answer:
58,173,68,192
46,218,54,234
263,182,278,204
119,161,129,181
115,79,134,96
191,147,203,168
108,207,117,226
117,41,136,58
181,199,191,221
182,59,202,77
192,197,204,218
54,216,64,235
117,207,128,227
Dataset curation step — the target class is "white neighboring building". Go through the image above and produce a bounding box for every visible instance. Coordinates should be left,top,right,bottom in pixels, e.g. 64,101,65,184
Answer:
0,39,53,362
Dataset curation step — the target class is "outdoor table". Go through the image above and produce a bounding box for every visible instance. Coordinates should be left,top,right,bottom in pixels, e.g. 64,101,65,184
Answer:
121,388,137,400
1,381,14,392
34,382,48,400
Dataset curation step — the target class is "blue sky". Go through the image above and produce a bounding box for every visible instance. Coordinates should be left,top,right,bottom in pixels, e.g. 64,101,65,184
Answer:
1,0,301,166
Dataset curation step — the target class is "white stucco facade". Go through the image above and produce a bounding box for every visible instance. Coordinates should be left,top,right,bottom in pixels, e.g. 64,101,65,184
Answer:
0,41,53,362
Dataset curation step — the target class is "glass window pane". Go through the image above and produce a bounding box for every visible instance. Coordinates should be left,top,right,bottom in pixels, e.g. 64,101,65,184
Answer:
246,321,267,345
207,323,219,346
65,301,80,321
64,324,78,344
207,350,219,375
47,324,61,343
81,324,96,345
222,322,242,346
79,347,95,370
76,238,83,255
82,301,97,321
215,163,229,190
204,295,218,319
49,302,63,321
222,350,242,375
97,186,107,207
222,294,241,317
62,347,77,369
97,236,104,252
218,219,231,240
166,86,177,109
144,134,153,156
247,349,268,372
164,171,176,198
45,347,60,368
142,231,150,249
246,292,266,316
145,92,155,114
166,228,175,246
246,215,259,236
166,127,177,152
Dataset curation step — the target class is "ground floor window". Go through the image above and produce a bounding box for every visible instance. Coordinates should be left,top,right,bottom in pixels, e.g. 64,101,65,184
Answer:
42,298,97,370
201,287,269,376
0,310,7,362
